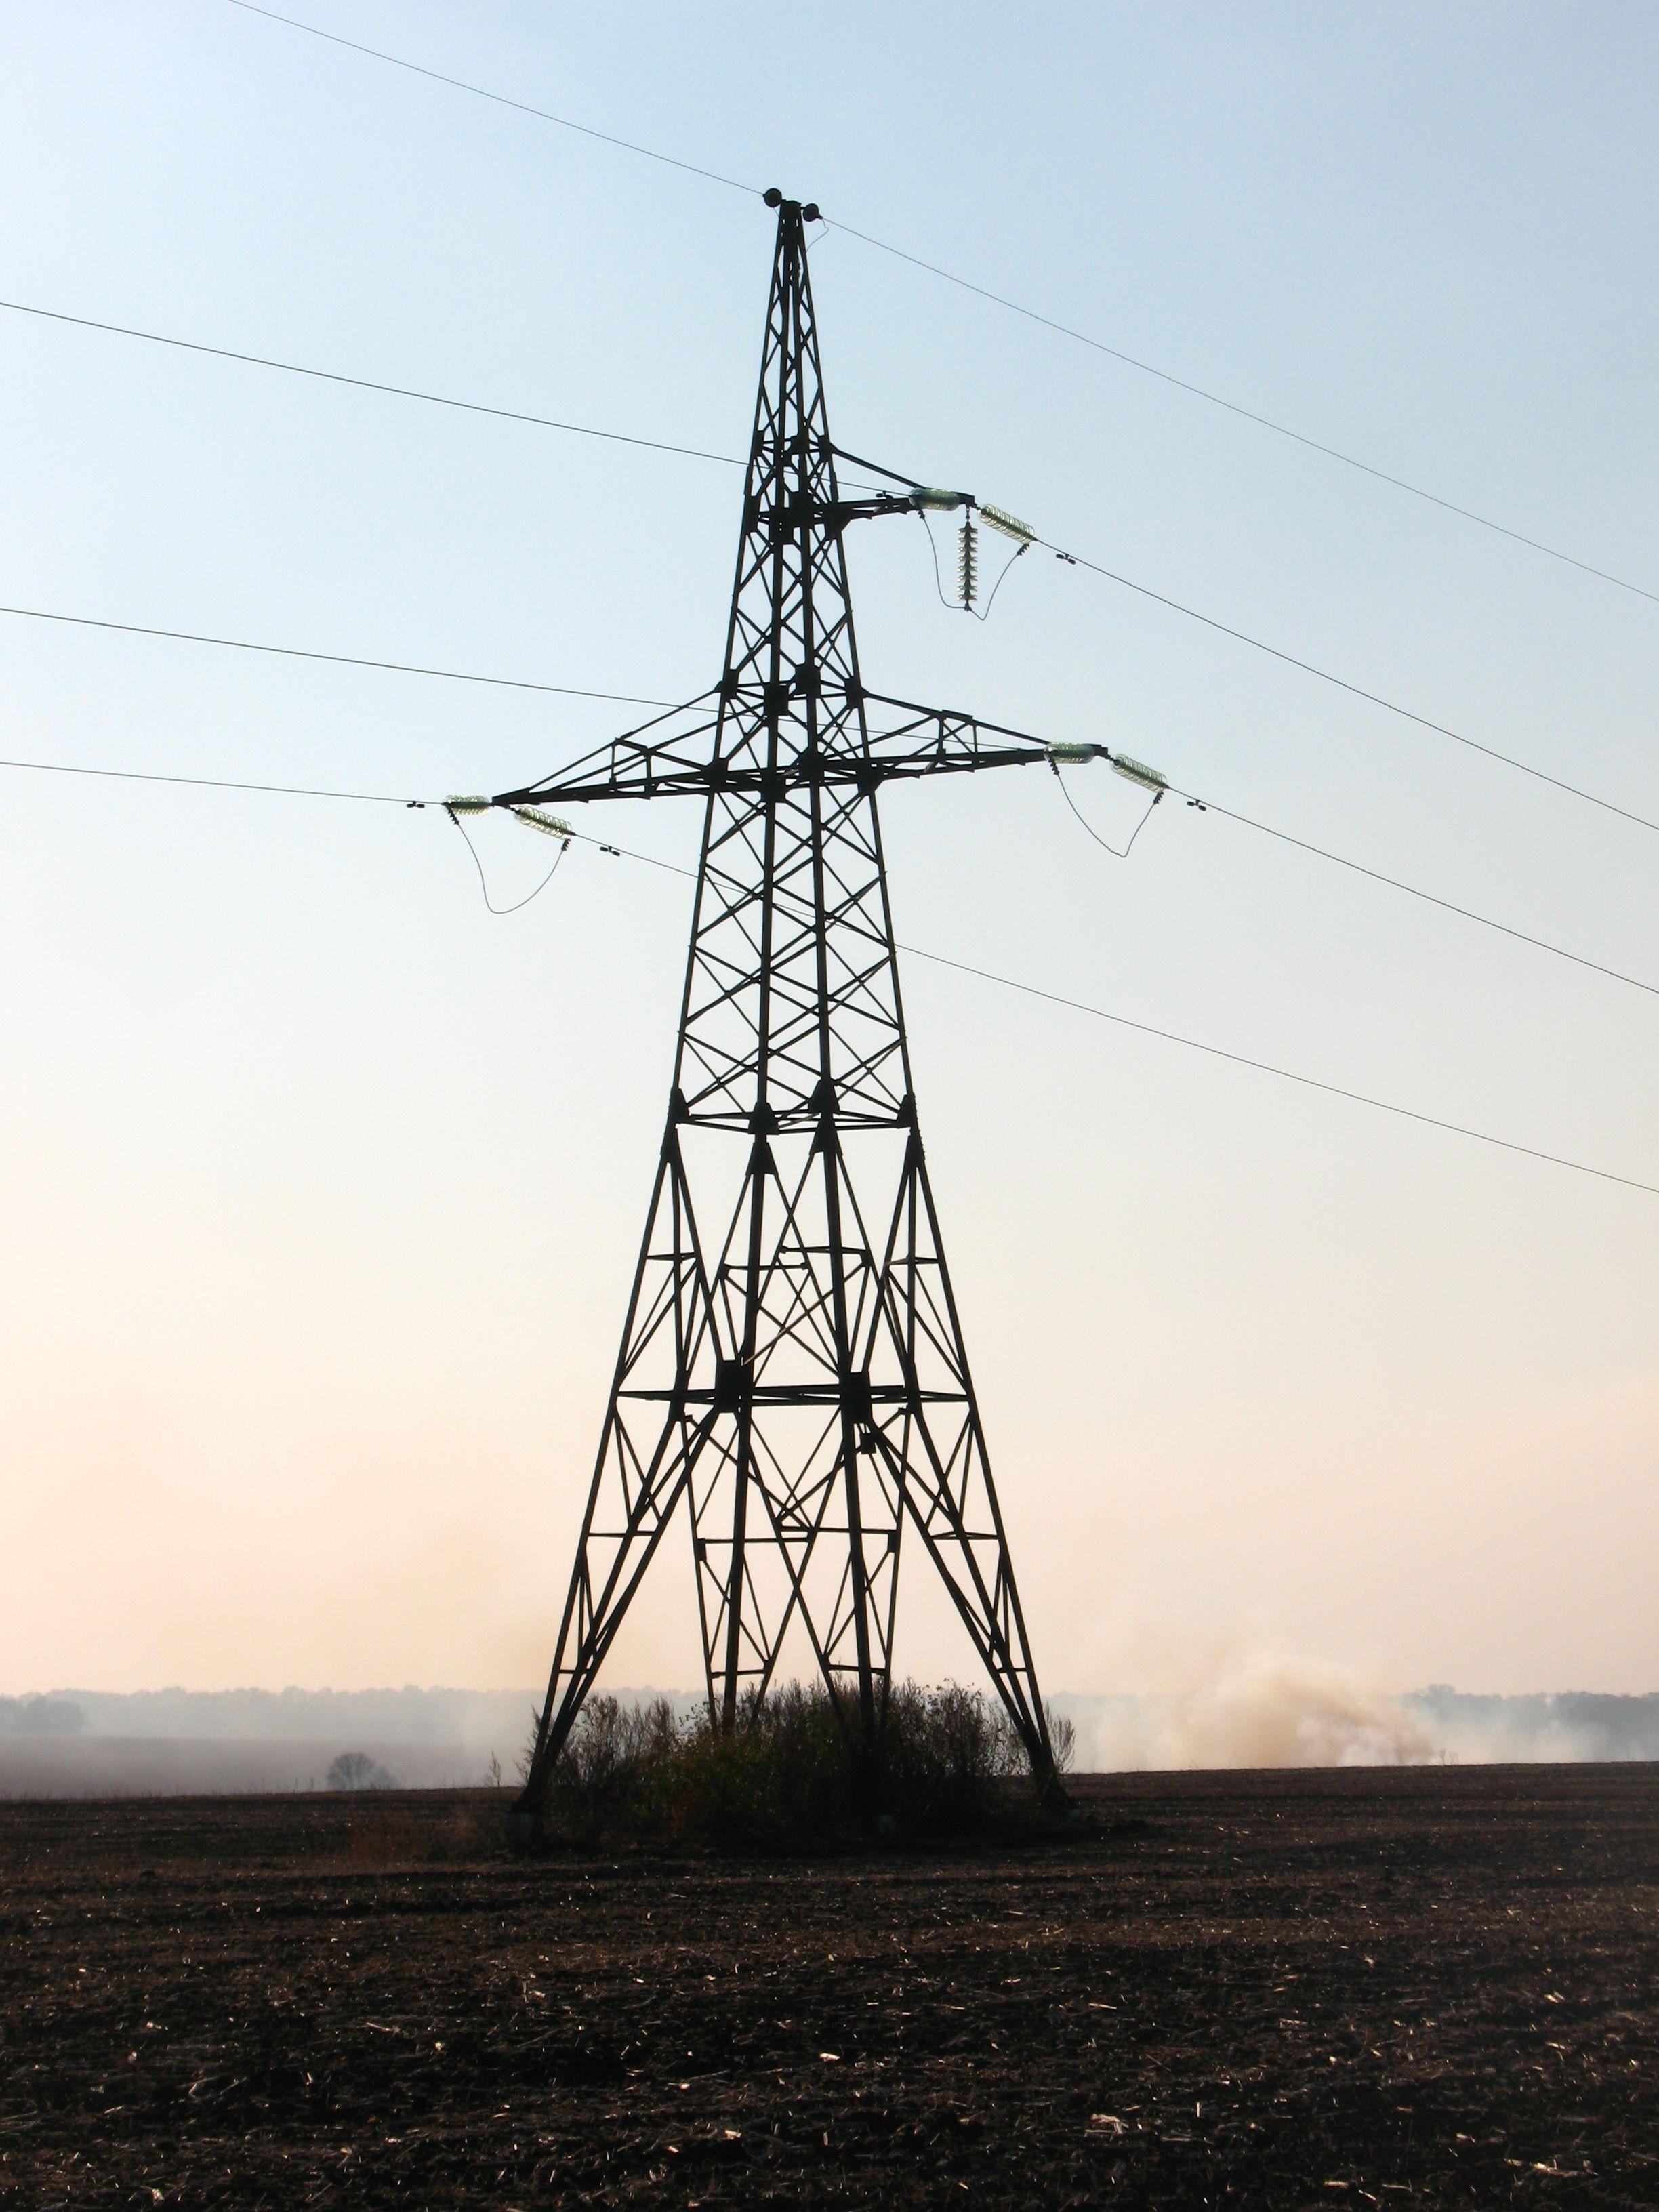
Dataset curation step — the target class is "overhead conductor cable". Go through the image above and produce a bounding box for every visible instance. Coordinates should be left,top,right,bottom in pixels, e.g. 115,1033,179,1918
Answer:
227,0,1659,605
3,749,1654,1188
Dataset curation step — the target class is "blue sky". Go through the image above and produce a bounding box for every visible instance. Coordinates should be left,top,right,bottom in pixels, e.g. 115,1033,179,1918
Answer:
2,1,1655,1698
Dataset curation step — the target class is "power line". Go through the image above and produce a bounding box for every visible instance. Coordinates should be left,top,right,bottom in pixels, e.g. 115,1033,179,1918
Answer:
1042,539,1659,837
7,284,1643,838
6,749,1650,1196
11,300,1650,841
13,572,1657,993
227,0,1658,610
0,295,892,506
0,753,409,804
1174,785,1659,1001
551,830,1659,1197
829,221,1658,610
12,508,1647,851
0,754,698,888
6,292,1652,989
13,737,1656,1004
1055,762,1659,1000
409,821,1658,1192
225,2,760,197
901,943,1659,1200
0,602,678,706
0,299,745,472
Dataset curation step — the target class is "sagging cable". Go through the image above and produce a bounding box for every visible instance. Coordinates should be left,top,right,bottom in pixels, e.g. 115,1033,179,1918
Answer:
1047,743,1167,858
445,795,575,914
909,489,1034,619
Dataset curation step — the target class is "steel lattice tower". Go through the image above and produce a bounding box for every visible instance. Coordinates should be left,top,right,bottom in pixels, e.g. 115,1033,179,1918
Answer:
501,193,1076,1819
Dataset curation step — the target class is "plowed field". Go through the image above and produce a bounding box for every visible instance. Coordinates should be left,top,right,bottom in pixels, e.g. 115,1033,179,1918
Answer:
2,1765,1654,2208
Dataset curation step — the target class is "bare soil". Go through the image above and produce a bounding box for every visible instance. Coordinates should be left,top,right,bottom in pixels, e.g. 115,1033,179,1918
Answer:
1,1765,1654,2209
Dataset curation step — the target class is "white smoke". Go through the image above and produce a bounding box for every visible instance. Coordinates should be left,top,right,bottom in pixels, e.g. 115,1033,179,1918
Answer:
1057,1651,1437,1771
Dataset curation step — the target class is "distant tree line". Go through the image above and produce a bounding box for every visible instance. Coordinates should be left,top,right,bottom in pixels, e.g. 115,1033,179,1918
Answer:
1406,1687,1659,1761
0,1696,86,1737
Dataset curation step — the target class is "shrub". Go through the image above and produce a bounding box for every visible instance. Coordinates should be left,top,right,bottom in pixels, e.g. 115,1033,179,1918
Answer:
530,1681,1071,1850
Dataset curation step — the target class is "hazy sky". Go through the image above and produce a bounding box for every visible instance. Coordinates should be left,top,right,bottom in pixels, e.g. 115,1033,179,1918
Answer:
3,2,1656,1702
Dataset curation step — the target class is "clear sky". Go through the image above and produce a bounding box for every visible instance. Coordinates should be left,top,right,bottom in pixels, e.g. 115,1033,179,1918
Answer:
3,1,1655,1702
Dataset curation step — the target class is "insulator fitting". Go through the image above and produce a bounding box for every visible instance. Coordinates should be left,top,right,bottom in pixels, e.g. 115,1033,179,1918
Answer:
979,503,1036,546
511,805,575,839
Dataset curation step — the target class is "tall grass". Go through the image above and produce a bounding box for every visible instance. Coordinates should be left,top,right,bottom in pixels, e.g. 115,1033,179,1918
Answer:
527,1682,1075,1849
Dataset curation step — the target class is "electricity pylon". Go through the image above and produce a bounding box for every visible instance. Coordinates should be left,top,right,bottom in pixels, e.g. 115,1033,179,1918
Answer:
501,191,1082,1821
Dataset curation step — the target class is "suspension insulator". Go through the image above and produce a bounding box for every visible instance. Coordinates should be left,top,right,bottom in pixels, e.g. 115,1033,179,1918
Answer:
958,515,979,611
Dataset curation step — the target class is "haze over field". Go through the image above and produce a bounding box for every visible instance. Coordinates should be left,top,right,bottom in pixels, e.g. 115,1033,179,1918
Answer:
2,5,1655,1713
6,1671,1659,1798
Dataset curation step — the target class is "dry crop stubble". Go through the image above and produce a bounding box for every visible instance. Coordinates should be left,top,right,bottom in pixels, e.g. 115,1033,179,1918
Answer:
1,1765,1655,2207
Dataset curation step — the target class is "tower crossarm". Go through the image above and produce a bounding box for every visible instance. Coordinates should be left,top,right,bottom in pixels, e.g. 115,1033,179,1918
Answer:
490,691,726,810
852,693,1093,785
492,693,1100,811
